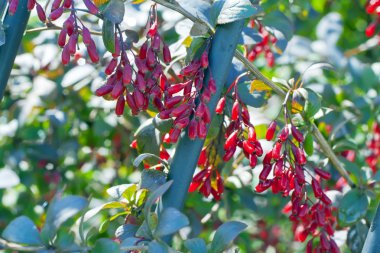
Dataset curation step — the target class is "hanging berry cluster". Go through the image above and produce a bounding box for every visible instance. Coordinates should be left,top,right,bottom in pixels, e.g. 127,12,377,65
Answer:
8,0,100,64
247,20,277,67
189,142,224,200
256,98,339,253
95,5,171,116
366,122,380,172
159,49,215,143
217,75,263,167
365,0,380,38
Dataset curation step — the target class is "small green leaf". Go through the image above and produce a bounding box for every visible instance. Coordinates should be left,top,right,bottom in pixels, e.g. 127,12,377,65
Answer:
107,184,135,199
99,219,110,233
115,224,138,241
102,18,115,53
153,115,173,133
338,189,369,226
122,184,138,202
155,207,189,237
144,181,173,217
103,0,125,24
184,238,207,253
332,139,358,152
214,0,262,25
93,238,120,253
304,133,314,156
210,221,247,253
133,153,166,168
347,222,368,253
2,216,42,246
294,88,322,119
148,241,169,253
135,119,161,163
140,169,167,192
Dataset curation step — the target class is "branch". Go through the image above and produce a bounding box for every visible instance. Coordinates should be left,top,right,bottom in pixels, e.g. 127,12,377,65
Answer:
26,23,102,36
151,0,355,188
344,36,380,57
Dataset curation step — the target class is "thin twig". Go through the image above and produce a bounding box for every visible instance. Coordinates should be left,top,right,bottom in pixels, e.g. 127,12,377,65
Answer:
344,36,380,57
26,23,102,36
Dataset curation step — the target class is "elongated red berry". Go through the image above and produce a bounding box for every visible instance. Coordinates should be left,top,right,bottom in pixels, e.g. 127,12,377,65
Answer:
61,45,70,65
63,0,72,8
311,179,323,198
83,0,98,14
259,164,272,181
67,34,77,55
51,0,62,9
82,27,92,46
266,121,277,141
279,126,289,142
291,125,304,143
197,119,207,139
126,92,137,111
152,35,161,51
49,7,64,21
9,0,18,15
188,119,197,140
87,40,99,63
243,140,255,154
111,82,125,99
198,147,207,166
249,154,258,167
163,44,171,64
231,100,240,121
215,97,226,114
115,96,125,116
223,147,236,161
165,96,183,109
58,29,67,48
171,103,190,117
224,130,238,150
201,51,209,68
208,78,216,94
314,168,331,180
122,65,132,84
167,83,185,95
95,84,113,96
133,90,145,109
36,3,46,22
365,22,377,37
27,0,36,10
248,126,256,141
272,142,282,160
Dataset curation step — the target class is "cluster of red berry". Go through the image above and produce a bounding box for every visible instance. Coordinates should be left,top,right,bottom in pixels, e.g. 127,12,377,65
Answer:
8,0,100,64
247,21,277,67
365,0,380,37
256,116,339,252
189,146,224,200
96,5,170,116
366,122,380,172
217,76,263,166
159,49,215,143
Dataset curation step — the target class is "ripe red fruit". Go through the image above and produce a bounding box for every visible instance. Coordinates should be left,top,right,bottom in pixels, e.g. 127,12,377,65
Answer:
215,97,226,114
115,96,125,116
243,140,255,154
111,82,125,99
272,142,282,160
365,22,377,37
188,119,198,140
208,78,216,94
231,100,240,120
197,120,207,139
224,130,238,150
291,125,304,143
311,179,323,199
314,168,331,180
27,0,36,11
223,147,236,161
163,44,172,64
95,84,113,96
36,3,46,22
87,40,99,63
201,51,209,68
61,45,70,65
248,126,256,141
83,0,98,14
58,29,67,48
49,7,64,21
9,0,19,15
266,121,277,141
279,126,289,142
249,154,258,167
259,164,272,181
82,27,92,46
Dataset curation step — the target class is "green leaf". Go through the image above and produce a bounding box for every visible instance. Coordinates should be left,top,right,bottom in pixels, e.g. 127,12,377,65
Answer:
311,0,327,12
42,195,88,239
122,184,138,202
115,224,138,241
103,0,125,24
2,216,42,246
155,207,189,237
332,139,358,152
238,81,267,108
102,19,115,54
107,184,135,199
120,237,140,248
304,133,314,156
93,238,120,253
148,241,169,253
140,169,167,192
184,238,207,253
135,119,161,164
295,88,322,119
133,153,167,168
0,167,20,188
214,0,262,25
153,115,173,133
99,219,110,233
262,11,293,40
338,189,369,226
144,181,173,217
210,221,247,253
347,222,368,253
55,230,77,250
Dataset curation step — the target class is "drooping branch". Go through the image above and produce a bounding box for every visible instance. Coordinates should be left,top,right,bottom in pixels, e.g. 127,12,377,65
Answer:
151,1,355,187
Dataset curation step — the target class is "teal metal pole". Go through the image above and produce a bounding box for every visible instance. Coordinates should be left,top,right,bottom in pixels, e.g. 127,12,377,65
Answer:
361,202,380,253
0,0,30,101
162,20,245,212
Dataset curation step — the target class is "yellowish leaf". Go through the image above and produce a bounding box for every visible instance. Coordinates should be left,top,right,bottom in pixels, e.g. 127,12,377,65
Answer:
250,80,271,93
182,36,193,48
291,101,304,114
94,0,110,7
